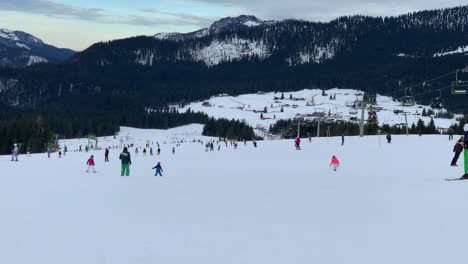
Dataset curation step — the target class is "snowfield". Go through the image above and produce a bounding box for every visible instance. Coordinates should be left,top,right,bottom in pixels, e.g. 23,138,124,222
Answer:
179,88,458,132
1,125,467,264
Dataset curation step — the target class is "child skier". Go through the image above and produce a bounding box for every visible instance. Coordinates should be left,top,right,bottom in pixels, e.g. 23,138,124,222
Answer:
152,162,163,176
295,137,301,150
330,156,340,171
86,155,96,173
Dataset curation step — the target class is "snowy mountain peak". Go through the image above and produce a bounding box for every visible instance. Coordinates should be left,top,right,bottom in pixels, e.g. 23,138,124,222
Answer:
209,15,263,31
0,28,43,44
153,15,263,41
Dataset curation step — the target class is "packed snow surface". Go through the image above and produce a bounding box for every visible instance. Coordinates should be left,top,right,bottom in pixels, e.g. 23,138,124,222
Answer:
179,88,458,130
1,125,467,264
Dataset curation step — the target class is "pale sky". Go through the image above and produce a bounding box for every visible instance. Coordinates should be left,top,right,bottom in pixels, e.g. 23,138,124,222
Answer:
0,0,465,51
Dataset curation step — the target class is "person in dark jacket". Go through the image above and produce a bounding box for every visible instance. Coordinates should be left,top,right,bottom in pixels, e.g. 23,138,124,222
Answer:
451,138,464,166
152,162,163,176
341,134,344,146
105,148,109,162
386,133,392,143
119,147,132,176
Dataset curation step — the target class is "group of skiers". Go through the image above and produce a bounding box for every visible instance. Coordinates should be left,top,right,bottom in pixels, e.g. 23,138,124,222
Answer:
84,146,164,177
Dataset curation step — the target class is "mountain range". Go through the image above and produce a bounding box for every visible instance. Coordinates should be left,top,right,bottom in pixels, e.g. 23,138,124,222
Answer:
0,29,76,68
0,5,467,143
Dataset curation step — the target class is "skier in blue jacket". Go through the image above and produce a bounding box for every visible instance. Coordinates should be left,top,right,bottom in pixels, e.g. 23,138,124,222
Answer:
152,162,163,176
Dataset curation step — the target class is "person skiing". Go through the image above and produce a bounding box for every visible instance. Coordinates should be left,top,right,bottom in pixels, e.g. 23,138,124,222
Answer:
64,145,67,156
295,137,301,150
150,147,153,156
119,147,132,176
253,140,257,148
152,162,163,176
47,147,51,158
58,151,62,158
79,145,82,152
86,155,96,173
451,138,464,166
448,128,454,141
157,147,161,155
172,147,175,154
105,148,109,162
330,156,340,171
11,143,19,162
143,148,147,156
135,147,139,156
341,134,345,146
386,133,392,143
26,146,30,157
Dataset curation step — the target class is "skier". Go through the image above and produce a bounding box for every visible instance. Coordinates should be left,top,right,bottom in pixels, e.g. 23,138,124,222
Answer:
11,143,19,162
135,147,139,156
150,147,153,156
309,136,312,143
85,145,89,152
330,156,340,171
451,138,464,166
448,128,454,141
58,151,62,158
86,155,96,173
157,147,161,155
341,134,345,146
105,148,109,162
295,137,301,150
47,147,51,158
27,146,30,157
79,145,82,152
143,148,147,156
64,145,67,156
253,140,257,148
172,147,175,154
386,133,392,143
152,162,163,176
119,147,132,176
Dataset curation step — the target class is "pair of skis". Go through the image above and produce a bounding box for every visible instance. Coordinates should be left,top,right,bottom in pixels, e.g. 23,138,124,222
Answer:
445,175,468,181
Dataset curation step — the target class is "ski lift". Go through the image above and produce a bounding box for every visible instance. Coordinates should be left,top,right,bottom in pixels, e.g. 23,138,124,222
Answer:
401,88,415,107
451,68,468,95
430,90,443,109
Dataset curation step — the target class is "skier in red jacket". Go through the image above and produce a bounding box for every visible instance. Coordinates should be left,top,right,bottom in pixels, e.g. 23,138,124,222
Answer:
330,156,340,171
86,155,96,173
295,137,301,150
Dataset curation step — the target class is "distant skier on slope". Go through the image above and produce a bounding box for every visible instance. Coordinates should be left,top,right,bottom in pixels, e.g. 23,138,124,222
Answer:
451,138,464,166
295,137,301,150
152,162,163,177
386,133,392,143
47,147,51,158
330,156,340,171
86,155,96,173
11,143,19,162
105,148,109,162
119,147,132,176
341,134,345,146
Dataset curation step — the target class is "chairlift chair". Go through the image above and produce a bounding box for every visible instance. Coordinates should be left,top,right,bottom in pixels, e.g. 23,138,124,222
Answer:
452,69,468,95
401,96,415,107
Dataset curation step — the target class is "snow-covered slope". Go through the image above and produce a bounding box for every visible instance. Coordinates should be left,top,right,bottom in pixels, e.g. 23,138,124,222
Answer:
1,125,467,263
434,45,468,57
179,88,459,131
